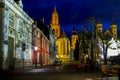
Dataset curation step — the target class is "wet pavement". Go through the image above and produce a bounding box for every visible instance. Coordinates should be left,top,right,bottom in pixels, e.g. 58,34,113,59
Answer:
0,65,118,80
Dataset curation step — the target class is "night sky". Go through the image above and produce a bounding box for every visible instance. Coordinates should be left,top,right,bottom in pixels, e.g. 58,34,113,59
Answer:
22,0,120,38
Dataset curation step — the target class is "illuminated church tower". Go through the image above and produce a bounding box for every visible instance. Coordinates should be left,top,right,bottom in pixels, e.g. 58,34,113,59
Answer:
50,6,60,38
50,3,70,62
110,22,117,40
95,20,103,40
71,28,78,50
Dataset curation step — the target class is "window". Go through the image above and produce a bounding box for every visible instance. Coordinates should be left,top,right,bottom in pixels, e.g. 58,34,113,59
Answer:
18,19,23,32
9,14,14,28
26,26,29,36
114,30,116,32
97,26,101,28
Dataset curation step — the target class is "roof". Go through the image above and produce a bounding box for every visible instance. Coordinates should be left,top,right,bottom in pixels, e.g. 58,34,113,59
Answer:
96,19,102,24
59,31,68,38
111,21,116,25
72,27,77,35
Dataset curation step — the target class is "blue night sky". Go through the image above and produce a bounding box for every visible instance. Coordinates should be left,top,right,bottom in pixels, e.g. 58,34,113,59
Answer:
22,0,120,38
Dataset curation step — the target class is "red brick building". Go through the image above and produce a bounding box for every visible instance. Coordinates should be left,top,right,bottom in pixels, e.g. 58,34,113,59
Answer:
32,23,50,66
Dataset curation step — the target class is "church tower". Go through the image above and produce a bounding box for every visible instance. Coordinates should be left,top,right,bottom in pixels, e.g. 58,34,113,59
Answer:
71,28,78,50
95,20,103,40
110,22,117,40
50,6,60,38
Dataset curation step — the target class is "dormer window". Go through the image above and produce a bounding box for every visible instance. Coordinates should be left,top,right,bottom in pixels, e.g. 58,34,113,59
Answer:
14,0,20,4
14,0,23,8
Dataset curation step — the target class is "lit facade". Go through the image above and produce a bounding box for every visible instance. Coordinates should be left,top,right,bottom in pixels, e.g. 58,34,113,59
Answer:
95,21,117,40
110,22,117,40
32,24,50,66
56,31,70,62
50,6,71,62
95,20,103,40
96,21,118,63
70,28,78,61
107,38,120,58
71,28,78,50
0,0,34,70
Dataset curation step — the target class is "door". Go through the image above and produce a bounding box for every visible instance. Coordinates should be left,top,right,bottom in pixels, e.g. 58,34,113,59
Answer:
8,37,14,69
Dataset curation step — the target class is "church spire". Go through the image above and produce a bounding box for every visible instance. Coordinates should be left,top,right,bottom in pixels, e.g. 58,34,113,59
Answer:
50,0,60,38
53,0,56,12
54,6,56,12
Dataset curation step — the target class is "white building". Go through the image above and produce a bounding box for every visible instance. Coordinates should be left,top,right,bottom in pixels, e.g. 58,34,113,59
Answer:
0,0,34,70
107,38,120,58
98,38,120,60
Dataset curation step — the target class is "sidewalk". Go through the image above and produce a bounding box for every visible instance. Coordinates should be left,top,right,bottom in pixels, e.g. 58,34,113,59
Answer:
0,65,49,74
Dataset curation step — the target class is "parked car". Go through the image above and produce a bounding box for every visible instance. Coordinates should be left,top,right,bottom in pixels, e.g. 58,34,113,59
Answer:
101,55,120,76
53,60,63,66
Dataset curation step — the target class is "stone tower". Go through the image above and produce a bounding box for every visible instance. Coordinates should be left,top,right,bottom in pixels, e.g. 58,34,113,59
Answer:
96,20,103,39
50,6,60,38
71,28,78,50
110,22,117,40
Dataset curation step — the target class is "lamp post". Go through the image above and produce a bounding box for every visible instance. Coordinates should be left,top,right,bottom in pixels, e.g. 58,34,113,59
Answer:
34,46,38,67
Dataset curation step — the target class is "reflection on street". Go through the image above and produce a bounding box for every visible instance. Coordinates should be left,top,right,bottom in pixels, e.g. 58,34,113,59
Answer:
55,65,64,71
27,68,50,73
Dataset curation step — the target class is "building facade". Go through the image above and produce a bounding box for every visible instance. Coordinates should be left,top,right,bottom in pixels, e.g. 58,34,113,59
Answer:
49,27,56,63
71,28,78,60
110,22,117,40
0,0,34,70
95,21,117,40
35,19,50,66
32,24,50,66
95,21,118,63
71,28,78,50
50,6,71,62
95,20,103,40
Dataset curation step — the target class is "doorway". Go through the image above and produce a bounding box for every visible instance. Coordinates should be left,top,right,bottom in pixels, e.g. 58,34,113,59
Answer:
8,37,14,69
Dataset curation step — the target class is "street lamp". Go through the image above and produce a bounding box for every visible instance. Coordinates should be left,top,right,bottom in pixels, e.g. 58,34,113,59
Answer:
34,46,38,67
34,46,38,51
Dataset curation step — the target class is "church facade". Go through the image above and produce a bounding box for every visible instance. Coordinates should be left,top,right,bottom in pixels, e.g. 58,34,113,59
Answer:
56,31,70,62
50,6,70,62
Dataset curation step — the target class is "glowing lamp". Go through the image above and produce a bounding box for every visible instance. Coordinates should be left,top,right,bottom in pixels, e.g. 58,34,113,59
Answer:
34,47,38,51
